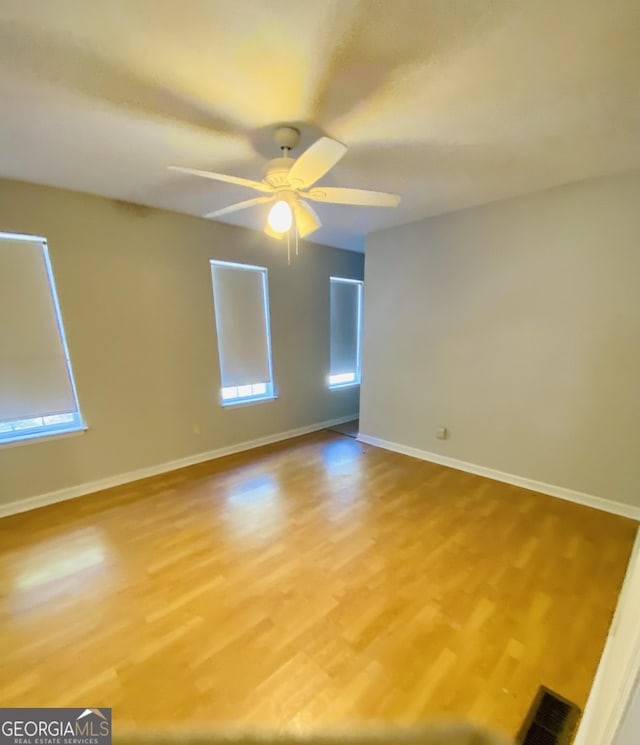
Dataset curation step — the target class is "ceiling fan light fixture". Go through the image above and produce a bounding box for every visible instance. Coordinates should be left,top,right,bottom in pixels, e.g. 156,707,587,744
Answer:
267,199,293,233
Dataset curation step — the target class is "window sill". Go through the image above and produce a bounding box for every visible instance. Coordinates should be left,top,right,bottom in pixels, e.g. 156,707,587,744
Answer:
0,425,88,450
221,394,278,408
329,382,361,390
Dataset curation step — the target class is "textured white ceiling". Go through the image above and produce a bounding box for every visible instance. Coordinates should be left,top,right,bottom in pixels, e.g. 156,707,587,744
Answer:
0,0,639,253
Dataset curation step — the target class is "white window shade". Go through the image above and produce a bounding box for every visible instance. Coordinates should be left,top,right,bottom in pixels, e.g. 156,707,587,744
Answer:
330,277,363,380
0,235,79,423
210,261,273,391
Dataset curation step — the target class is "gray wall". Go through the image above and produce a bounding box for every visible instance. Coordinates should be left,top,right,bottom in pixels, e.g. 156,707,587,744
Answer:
0,178,363,508
361,170,640,507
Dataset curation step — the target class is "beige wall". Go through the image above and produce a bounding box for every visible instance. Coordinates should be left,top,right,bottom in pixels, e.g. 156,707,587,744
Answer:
0,179,363,509
361,170,640,507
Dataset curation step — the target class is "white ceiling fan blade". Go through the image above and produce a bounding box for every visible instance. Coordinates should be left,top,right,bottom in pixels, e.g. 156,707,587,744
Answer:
287,137,347,189
305,187,400,207
169,166,274,193
204,196,273,219
294,200,322,238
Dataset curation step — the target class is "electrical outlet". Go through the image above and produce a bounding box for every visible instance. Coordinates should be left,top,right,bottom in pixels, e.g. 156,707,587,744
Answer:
436,426,448,440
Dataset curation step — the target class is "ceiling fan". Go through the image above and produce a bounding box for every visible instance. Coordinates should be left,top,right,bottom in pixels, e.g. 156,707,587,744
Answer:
169,126,401,244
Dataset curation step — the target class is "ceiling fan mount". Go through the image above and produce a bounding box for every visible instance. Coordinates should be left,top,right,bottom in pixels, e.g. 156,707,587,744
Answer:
169,123,401,249
272,125,301,152
263,127,302,187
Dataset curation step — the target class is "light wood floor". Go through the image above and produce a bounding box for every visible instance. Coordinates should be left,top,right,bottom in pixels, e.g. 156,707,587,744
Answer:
0,431,636,738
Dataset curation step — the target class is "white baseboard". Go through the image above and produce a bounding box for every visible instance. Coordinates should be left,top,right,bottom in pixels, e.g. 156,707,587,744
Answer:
357,432,640,520
0,414,358,518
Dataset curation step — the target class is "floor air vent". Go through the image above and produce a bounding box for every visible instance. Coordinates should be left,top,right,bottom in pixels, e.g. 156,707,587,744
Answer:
517,686,580,745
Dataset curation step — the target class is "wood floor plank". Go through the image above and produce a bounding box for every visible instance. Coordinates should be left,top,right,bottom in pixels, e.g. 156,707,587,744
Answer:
0,430,636,738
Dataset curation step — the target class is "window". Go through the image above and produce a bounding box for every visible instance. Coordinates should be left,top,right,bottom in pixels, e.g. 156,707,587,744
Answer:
329,277,363,388
210,260,275,406
0,232,84,445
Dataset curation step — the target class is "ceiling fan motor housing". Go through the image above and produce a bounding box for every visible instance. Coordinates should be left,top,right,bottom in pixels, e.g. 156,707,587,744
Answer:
263,157,294,188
